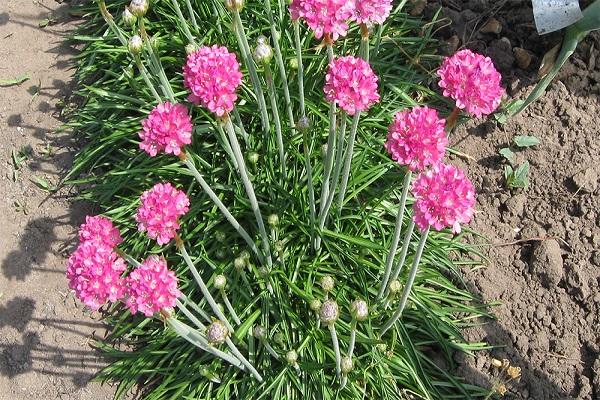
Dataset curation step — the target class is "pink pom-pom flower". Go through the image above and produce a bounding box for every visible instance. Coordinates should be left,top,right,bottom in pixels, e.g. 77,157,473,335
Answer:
66,241,126,311
125,255,181,317
437,49,504,118
353,0,393,25
78,215,123,248
139,102,193,157
183,45,243,117
289,0,356,41
136,182,190,245
384,106,448,171
324,55,380,115
412,163,476,234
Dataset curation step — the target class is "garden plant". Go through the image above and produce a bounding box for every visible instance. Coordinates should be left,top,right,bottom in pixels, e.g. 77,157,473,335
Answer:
66,0,506,398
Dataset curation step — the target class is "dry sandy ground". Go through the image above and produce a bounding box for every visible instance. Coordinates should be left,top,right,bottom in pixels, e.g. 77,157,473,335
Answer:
0,0,114,399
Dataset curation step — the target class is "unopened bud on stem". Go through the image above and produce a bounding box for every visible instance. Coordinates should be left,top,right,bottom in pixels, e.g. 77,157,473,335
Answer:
128,35,143,55
129,0,148,17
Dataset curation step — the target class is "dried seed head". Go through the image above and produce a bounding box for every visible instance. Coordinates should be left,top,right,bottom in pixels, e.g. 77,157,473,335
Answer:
252,325,267,340
496,384,507,396
341,356,353,374
267,214,279,227
213,274,227,290
122,8,136,26
309,298,322,312
389,279,402,294
491,358,503,368
224,0,244,12
319,275,334,292
206,320,229,345
129,0,148,17
507,366,521,379
501,359,510,369
128,35,143,55
253,36,273,65
319,300,339,324
350,299,368,321
285,350,298,365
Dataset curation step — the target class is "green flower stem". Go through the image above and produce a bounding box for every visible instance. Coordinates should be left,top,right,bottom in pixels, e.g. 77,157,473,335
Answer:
380,227,429,335
264,63,287,179
372,23,384,59
225,337,263,381
316,94,337,248
215,123,239,170
386,219,416,296
175,298,209,328
231,9,270,133
170,0,196,44
179,293,211,322
96,0,126,45
134,55,162,103
293,21,306,116
232,107,249,143
377,171,412,300
115,249,141,268
220,288,241,325
335,111,360,213
260,339,280,360
183,0,199,32
347,318,357,358
179,242,235,333
359,23,370,62
328,323,342,382
182,156,263,263
317,114,347,231
302,127,316,240
223,117,273,268
139,20,176,102
263,0,294,127
167,317,246,370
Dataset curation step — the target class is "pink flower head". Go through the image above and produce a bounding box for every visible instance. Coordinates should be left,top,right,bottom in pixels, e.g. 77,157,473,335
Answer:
353,0,393,25
66,241,126,310
324,55,379,115
78,215,123,248
139,102,192,157
289,0,355,41
385,106,448,171
412,163,476,234
125,255,181,317
136,182,190,245
183,45,243,117
437,49,504,117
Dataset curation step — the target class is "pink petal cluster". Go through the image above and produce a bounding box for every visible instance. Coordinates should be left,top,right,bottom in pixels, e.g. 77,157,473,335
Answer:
324,55,380,115
289,0,355,40
139,102,192,157
412,163,476,234
66,241,127,311
353,0,393,25
384,106,448,171
78,215,123,248
125,255,181,317
183,45,242,117
437,49,504,117
136,182,190,245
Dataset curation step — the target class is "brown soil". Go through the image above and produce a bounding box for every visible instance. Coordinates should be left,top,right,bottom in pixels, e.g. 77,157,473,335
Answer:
0,1,114,399
425,1,600,399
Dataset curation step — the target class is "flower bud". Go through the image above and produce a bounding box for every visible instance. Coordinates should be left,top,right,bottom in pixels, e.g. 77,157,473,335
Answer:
319,275,334,292
289,57,298,70
285,350,298,365
296,116,311,132
273,332,285,347
247,152,258,165
128,35,143,55
309,298,322,312
234,256,246,271
240,250,250,261
122,8,137,26
350,299,368,321
216,248,226,259
319,300,339,324
341,356,353,374
185,43,198,55
252,325,267,340
253,36,273,65
267,214,279,227
215,231,226,242
389,279,401,294
224,0,244,12
214,274,227,290
129,0,149,17
206,320,229,345
274,240,284,255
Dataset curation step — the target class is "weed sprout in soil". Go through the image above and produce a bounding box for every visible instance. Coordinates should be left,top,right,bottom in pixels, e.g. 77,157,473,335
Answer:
67,0,507,398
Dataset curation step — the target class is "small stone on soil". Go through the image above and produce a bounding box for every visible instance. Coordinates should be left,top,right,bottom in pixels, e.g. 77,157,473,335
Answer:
572,167,598,193
530,239,563,287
